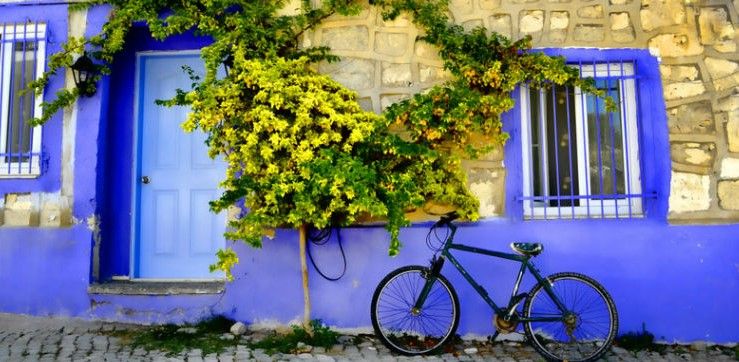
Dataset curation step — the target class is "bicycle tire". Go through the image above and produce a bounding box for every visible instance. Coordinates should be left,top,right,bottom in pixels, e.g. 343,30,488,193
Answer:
371,265,460,355
523,272,618,362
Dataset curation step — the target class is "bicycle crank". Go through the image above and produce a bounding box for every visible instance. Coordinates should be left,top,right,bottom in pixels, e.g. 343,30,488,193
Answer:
494,314,519,334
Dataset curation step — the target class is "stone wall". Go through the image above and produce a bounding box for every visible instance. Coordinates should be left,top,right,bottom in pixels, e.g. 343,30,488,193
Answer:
1,0,736,225
311,0,739,222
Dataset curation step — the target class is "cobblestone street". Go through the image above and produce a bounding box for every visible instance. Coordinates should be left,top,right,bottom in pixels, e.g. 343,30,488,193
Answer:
1,314,736,362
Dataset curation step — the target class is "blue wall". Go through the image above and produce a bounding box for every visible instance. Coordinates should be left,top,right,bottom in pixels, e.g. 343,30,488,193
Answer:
0,4,737,344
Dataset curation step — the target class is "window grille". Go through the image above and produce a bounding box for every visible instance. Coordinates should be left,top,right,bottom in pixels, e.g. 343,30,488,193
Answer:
520,60,652,219
0,22,46,178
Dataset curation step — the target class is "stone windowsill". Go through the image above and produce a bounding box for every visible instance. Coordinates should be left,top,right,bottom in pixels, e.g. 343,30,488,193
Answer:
88,280,225,295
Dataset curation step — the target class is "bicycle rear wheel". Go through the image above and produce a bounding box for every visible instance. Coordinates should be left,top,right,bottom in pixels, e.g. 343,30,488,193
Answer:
371,265,460,355
523,272,618,362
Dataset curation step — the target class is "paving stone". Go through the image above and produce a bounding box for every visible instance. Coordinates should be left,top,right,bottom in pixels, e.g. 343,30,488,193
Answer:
0,313,734,362
217,354,234,362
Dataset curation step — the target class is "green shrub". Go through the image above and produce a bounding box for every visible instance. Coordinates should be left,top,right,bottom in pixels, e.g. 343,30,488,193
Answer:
615,323,655,351
249,320,339,355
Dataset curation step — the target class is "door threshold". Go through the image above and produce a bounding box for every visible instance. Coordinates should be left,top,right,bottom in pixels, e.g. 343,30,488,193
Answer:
88,280,225,295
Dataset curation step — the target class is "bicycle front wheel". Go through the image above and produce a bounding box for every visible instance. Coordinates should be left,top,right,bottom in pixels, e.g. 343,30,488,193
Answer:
523,272,618,362
371,265,460,355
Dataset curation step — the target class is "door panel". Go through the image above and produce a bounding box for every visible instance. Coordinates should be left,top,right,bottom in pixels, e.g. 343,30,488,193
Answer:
135,53,226,279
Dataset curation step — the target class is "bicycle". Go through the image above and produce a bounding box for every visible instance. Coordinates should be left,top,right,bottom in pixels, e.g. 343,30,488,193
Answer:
370,211,618,361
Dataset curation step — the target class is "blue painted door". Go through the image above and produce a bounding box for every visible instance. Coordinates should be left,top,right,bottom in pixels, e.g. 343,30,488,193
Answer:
135,53,226,279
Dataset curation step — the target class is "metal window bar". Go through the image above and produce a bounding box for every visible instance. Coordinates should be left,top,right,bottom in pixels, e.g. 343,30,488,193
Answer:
0,22,44,177
520,60,655,219
620,61,634,217
578,60,591,218
583,61,606,217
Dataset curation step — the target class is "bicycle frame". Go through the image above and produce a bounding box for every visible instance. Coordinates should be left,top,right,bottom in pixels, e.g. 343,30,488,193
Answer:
413,222,569,323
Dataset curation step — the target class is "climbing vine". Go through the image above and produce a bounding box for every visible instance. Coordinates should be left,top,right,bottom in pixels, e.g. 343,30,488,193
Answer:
30,0,613,271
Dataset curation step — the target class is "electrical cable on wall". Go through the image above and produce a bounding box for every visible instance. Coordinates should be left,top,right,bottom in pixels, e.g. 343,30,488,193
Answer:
307,227,347,281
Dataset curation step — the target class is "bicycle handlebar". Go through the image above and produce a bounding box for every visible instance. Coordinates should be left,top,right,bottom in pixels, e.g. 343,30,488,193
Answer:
434,211,459,227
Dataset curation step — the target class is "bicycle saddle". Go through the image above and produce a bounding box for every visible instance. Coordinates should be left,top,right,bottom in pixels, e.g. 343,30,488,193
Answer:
510,242,543,256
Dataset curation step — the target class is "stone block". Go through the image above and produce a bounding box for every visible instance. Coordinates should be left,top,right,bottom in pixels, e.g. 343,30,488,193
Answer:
698,7,734,45
667,101,714,134
547,11,570,43
717,180,739,210
713,73,739,92
704,57,737,80
3,193,38,227
450,0,474,15
728,116,739,152
467,167,506,217
671,142,715,167
610,12,630,30
381,63,412,87
648,33,704,57
720,158,739,179
489,14,512,38
573,24,605,42
548,12,569,43
716,93,739,112
663,81,706,100
380,94,410,110
374,32,408,57
610,0,632,4
668,172,711,213
550,11,569,30
660,64,700,82
479,0,501,9
519,10,544,37
419,64,450,84
321,26,369,51
462,19,484,32
414,42,441,61
39,194,66,228
319,58,375,90
357,97,374,112
713,41,736,53
578,5,603,19
640,0,685,32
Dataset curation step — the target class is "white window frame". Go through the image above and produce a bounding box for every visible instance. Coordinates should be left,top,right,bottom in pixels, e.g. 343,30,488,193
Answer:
521,62,642,219
0,23,46,178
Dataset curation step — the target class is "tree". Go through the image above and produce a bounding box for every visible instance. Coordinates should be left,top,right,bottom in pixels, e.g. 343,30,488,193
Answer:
179,55,478,328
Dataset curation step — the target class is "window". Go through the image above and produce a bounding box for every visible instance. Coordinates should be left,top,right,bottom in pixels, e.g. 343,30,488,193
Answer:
0,22,46,178
521,61,644,219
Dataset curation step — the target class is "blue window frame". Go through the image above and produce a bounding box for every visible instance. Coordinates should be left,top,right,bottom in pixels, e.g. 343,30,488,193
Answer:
507,49,669,221
0,22,46,178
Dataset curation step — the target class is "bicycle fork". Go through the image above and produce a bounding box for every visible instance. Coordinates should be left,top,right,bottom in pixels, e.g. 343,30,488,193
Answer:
411,255,446,314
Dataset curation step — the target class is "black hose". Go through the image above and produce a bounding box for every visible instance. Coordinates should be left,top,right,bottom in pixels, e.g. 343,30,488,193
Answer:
306,227,347,281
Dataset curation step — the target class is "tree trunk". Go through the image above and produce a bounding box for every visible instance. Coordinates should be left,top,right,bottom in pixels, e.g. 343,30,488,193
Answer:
298,223,312,334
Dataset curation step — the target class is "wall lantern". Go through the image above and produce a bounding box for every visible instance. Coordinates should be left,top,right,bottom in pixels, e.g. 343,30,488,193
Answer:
71,53,99,97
